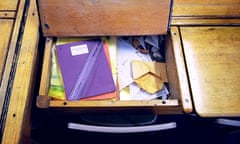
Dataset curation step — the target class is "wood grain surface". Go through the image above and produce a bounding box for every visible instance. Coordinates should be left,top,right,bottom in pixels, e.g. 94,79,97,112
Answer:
38,0,171,36
2,0,40,143
172,0,240,25
0,20,13,83
173,0,240,17
0,0,19,11
181,26,240,117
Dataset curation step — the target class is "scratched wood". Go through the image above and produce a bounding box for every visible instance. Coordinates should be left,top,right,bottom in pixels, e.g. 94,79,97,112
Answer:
168,27,192,113
171,18,240,26
0,20,13,84
38,37,53,97
0,11,16,19
38,0,171,36
0,20,14,123
0,0,19,11
173,0,240,17
172,0,240,25
2,0,39,143
181,26,240,117
0,0,26,124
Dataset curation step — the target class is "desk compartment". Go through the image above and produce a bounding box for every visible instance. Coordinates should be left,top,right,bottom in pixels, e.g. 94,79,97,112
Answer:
36,0,192,114
37,31,192,114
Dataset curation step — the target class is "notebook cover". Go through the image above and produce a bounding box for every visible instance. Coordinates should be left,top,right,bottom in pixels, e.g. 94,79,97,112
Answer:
48,40,117,100
56,39,116,100
82,40,117,100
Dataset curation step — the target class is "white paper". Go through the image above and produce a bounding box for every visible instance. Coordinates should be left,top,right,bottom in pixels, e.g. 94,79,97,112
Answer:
117,37,169,100
70,44,89,56
128,83,169,100
117,38,151,90
145,36,159,48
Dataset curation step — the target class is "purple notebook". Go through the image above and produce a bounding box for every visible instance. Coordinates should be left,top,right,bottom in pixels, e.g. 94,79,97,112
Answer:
55,39,116,100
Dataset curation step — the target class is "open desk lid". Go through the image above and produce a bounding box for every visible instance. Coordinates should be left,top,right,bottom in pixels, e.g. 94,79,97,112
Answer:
38,0,172,37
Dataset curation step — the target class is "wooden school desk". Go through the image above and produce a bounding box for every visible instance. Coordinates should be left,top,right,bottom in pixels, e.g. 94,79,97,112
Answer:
172,0,240,117
1,0,240,143
1,0,40,143
36,0,240,117
37,0,240,130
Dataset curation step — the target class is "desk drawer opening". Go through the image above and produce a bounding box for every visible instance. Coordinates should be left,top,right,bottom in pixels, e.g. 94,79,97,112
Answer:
37,33,192,114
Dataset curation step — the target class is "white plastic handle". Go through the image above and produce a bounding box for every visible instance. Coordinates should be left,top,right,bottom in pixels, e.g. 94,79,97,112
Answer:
68,122,177,133
216,118,240,127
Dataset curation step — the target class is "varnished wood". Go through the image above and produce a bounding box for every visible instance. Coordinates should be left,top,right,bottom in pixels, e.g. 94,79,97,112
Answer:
0,0,26,123
168,27,192,113
181,26,240,117
0,19,13,83
38,37,53,97
0,0,19,11
0,19,13,118
2,0,39,143
49,99,179,108
173,0,240,17
0,11,16,19
37,95,51,108
172,0,240,25
38,0,171,36
171,18,240,26
49,99,181,114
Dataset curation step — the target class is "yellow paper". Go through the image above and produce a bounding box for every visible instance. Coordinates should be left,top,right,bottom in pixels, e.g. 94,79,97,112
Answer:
48,44,66,100
134,73,163,94
131,60,167,94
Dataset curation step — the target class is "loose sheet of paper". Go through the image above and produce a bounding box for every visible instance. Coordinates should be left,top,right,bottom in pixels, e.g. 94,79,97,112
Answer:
117,37,168,100
120,83,169,100
117,38,151,90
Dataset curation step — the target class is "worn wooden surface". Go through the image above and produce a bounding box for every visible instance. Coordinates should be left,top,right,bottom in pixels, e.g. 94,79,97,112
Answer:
49,99,179,108
171,18,240,26
0,20,13,83
2,0,39,143
0,11,16,19
181,26,240,117
0,0,18,19
0,20,13,119
38,0,171,36
0,0,19,11
169,27,192,113
0,1,20,142
173,0,240,17
0,0,25,126
38,37,52,97
172,0,240,25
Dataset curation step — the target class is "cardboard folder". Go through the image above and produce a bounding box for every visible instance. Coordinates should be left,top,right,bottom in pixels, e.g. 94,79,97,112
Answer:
56,39,116,100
